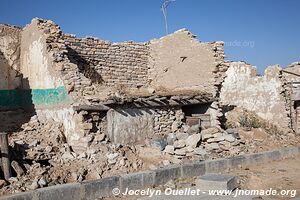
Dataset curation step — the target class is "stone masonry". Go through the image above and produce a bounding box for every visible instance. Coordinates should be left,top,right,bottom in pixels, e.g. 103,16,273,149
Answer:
9,18,228,152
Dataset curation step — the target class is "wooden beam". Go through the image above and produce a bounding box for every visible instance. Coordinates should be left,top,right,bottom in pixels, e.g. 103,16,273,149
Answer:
73,105,110,112
0,133,12,180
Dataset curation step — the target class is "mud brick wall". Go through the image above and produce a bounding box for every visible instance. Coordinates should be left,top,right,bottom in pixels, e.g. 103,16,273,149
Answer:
62,35,149,88
220,61,291,131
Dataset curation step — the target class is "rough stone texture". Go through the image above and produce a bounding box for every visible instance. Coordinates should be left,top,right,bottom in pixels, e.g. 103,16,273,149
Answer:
0,192,33,200
0,146,299,200
62,34,149,88
281,62,300,133
283,61,300,84
153,107,183,134
220,61,291,131
0,18,229,151
0,24,21,90
196,174,238,191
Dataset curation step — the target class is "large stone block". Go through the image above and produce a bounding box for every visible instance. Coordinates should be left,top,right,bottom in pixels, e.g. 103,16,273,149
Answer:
196,174,238,191
205,158,229,173
154,165,181,186
142,170,155,187
227,155,247,168
244,152,266,165
264,150,281,162
120,172,143,192
0,192,33,200
82,176,120,199
36,183,83,200
181,161,206,178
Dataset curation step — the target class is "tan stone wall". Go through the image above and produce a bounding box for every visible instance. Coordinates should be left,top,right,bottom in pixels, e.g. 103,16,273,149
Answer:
282,62,300,83
0,25,21,89
148,29,225,96
220,61,290,130
62,35,149,88
33,19,228,108
281,62,300,133
2,18,229,151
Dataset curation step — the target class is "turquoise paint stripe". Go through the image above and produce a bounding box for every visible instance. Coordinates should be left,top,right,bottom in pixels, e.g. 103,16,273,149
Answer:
31,86,71,106
0,86,71,108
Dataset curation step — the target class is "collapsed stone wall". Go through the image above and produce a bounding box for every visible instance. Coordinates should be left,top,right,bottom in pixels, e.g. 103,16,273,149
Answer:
220,61,291,131
0,25,22,109
147,29,228,128
153,107,184,134
0,24,21,73
282,62,300,83
281,61,300,133
0,18,229,152
148,29,226,96
62,35,149,88
17,19,85,150
36,19,227,102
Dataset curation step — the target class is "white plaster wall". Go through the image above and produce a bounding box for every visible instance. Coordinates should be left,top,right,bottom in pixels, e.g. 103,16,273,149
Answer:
36,107,83,147
220,61,289,129
21,20,63,89
107,108,154,144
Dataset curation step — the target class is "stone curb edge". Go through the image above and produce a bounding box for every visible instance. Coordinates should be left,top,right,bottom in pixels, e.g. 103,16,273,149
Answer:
1,145,299,200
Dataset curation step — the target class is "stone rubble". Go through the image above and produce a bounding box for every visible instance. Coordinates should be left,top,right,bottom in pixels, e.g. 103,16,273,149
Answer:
163,125,243,157
0,111,299,197
1,18,300,198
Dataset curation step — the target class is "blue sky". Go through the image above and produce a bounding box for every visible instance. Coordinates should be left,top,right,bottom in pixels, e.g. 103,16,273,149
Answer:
1,0,299,74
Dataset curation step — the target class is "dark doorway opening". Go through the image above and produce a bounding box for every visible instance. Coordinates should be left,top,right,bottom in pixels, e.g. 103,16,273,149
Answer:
182,103,212,128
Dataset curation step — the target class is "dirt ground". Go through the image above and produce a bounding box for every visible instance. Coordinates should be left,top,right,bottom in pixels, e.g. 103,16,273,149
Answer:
106,155,300,200
224,155,300,199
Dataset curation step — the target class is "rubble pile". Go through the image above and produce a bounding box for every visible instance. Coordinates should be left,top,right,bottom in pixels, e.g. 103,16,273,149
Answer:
0,116,151,195
0,114,299,196
163,125,243,159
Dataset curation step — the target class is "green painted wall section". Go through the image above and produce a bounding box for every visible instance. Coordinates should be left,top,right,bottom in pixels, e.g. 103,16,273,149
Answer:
0,86,71,108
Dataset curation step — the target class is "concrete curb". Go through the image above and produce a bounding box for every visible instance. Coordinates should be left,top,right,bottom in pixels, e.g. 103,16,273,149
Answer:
1,146,299,200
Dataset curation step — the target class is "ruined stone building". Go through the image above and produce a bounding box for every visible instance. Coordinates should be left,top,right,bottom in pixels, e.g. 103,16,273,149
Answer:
0,18,299,155
220,61,300,134
0,18,228,153
1,17,300,199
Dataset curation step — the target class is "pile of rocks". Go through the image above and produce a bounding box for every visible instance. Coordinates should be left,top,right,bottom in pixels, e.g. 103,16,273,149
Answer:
163,126,242,157
0,116,146,195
